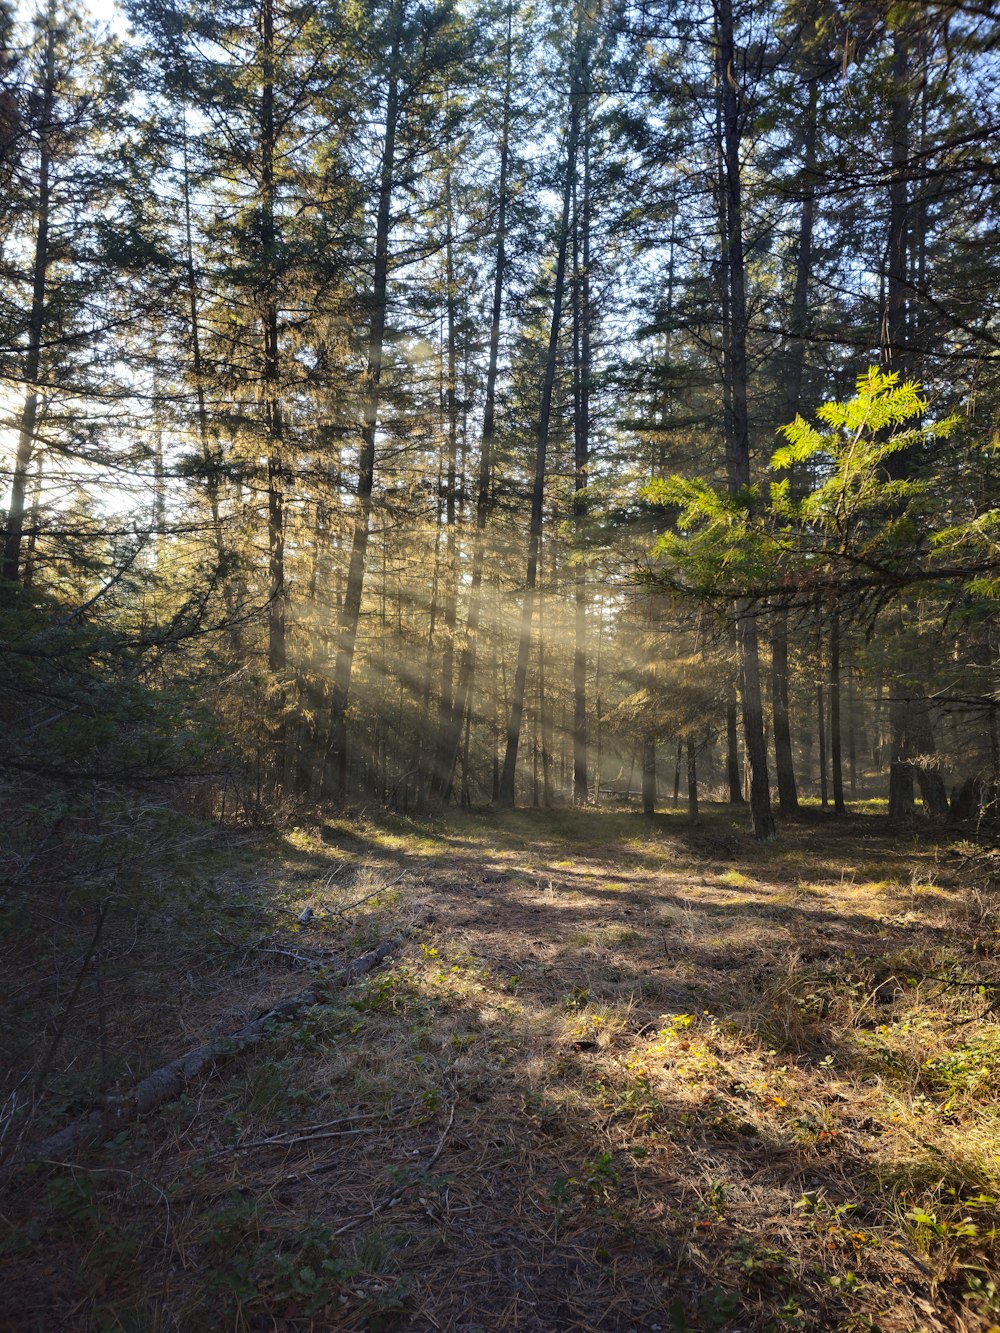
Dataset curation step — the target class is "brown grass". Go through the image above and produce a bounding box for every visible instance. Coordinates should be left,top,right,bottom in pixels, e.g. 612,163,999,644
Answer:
2,803,999,1331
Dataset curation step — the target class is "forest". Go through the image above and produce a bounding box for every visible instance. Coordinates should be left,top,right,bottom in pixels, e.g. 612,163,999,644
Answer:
2,0,1000,1329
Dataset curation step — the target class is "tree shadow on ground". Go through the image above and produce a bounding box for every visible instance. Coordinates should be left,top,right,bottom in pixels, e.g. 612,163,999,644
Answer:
2,807,996,1332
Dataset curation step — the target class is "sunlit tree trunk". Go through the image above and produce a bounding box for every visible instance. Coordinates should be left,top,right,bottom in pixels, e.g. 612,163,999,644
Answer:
434,167,461,795
571,53,592,807
715,0,775,840
433,0,513,803
498,25,581,808
770,80,816,817
642,733,656,814
725,685,743,803
324,2,401,800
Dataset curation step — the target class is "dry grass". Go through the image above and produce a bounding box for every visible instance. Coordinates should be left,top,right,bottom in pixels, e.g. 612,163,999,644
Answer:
2,803,1000,1331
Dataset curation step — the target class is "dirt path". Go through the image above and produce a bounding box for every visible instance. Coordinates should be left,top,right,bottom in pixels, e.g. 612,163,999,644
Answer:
2,808,998,1331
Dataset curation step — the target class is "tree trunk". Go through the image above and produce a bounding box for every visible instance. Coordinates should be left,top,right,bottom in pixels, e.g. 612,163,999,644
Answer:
673,738,682,808
432,0,512,802
260,0,285,680
715,0,775,840
910,699,949,817
21,457,44,590
498,25,581,808
571,53,592,807
323,4,401,800
829,609,845,814
888,698,915,819
2,4,55,601
433,167,461,797
181,106,239,640
768,80,816,818
687,739,698,821
642,735,657,813
726,686,743,803
847,660,858,793
771,607,798,815
882,22,917,819
538,554,552,807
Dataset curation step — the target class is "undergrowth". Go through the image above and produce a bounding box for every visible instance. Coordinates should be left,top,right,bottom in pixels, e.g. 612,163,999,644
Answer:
2,804,999,1331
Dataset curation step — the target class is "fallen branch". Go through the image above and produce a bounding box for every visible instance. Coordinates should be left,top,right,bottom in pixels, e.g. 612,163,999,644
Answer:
6,933,410,1175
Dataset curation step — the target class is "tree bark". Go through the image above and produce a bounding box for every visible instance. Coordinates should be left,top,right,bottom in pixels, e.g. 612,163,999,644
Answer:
432,0,513,803
725,685,743,803
769,79,817,818
2,3,55,601
687,739,699,820
882,23,917,820
715,0,775,840
771,607,798,815
323,2,401,800
672,737,682,807
829,609,845,813
642,734,656,813
571,50,592,807
433,167,461,796
910,699,949,817
498,20,581,808
817,677,828,808
261,0,285,680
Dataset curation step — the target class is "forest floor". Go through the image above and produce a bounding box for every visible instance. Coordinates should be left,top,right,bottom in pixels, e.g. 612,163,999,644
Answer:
3,802,1000,1332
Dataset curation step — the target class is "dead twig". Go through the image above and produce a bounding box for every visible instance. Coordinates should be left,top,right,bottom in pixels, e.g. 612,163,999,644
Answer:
331,1099,456,1236
331,870,409,918
25,900,109,1139
214,1125,370,1155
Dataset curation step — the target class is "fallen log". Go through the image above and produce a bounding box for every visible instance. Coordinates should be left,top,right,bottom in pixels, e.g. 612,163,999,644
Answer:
6,933,406,1174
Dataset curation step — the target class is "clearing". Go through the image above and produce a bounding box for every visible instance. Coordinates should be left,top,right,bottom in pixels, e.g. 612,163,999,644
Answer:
2,805,1000,1332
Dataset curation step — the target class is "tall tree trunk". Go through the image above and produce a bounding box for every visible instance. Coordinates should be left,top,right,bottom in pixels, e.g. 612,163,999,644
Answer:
260,0,285,680
769,81,816,818
673,737,682,808
21,456,43,590
817,680,828,808
847,659,858,793
433,167,461,795
2,3,55,601
771,608,797,814
725,685,743,803
324,3,401,800
498,27,581,808
642,735,656,814
829,609,845,813
539,622,552,807
181,103,237,638
882,23,916,820
687,739,698,820
887,697,914,819
910,700,949,817
432,0,513,802
571,53,592,807
716,0,775,840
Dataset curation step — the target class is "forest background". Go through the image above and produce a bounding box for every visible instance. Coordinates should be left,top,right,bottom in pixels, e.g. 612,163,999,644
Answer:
1,0,999,836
